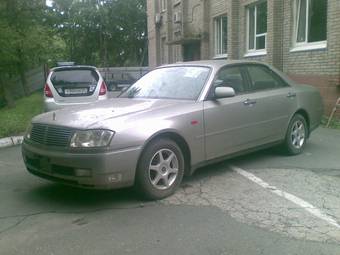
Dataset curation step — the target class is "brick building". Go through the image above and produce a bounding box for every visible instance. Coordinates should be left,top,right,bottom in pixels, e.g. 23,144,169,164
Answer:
147,0,340,114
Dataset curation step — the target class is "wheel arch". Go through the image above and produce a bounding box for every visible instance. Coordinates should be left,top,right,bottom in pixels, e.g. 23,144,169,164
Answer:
138,130,192,177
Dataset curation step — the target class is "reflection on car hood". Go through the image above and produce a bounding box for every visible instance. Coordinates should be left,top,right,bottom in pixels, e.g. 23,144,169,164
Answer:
32,98,189,129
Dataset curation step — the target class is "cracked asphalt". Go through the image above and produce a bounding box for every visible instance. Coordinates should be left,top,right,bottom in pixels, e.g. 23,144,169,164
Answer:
0,127,340,254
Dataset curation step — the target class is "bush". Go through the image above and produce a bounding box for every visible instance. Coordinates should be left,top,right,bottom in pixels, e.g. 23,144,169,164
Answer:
0,92,43,138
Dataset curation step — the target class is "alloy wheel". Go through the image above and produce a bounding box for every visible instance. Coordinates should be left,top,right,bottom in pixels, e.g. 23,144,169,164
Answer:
148,149,179,190
290,120,306,149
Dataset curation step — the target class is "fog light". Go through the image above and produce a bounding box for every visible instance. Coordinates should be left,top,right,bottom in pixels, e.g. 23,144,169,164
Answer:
107,173,122,183
75,169,92,177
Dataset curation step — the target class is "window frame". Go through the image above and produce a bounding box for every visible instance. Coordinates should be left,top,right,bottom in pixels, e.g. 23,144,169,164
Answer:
245,1,267,56
173,0,181,7
213,15,228,59
206,65,251,100
244,64,290,92
214,66,248,95
291,0,327,52
160,36,167,64
160,0,167,12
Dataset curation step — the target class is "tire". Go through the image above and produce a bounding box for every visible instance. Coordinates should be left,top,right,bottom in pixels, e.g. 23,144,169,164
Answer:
283,114,308,155
135,138,185,200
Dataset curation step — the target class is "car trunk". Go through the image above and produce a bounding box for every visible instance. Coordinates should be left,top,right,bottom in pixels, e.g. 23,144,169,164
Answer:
50,68,99,101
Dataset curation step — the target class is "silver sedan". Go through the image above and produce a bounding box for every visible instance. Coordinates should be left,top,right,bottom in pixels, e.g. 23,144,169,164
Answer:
22,60,323,200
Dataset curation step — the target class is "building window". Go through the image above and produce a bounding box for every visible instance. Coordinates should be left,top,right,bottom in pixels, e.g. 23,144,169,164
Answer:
214,16,228,58
173,0,181,7
173,45,182,62
293,0,327,49
246,1,267,54
160,0,167,12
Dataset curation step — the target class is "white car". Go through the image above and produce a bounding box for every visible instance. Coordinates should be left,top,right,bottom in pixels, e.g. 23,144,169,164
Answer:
44,65,108,111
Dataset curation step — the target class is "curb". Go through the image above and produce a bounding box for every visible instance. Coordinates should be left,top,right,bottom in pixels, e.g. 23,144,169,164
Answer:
0,136,24,149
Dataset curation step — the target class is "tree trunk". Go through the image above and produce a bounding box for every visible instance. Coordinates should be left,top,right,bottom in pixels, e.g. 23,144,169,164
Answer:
0,75,15,108
103,35,108,67
18,65,30,96
17,49,30,96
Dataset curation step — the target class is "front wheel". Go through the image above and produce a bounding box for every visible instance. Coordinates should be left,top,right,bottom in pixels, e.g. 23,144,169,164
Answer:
283,114,308,155
135,138,184,200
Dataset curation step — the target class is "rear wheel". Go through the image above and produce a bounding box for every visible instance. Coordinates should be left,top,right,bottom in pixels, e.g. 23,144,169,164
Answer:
283,114,308,155
135,138,184,200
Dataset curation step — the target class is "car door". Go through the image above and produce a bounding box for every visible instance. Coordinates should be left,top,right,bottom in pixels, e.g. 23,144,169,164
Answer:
203,65,264,160
243,64,298,145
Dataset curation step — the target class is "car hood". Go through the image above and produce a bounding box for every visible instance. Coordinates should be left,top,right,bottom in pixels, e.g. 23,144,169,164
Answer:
32,98,192,129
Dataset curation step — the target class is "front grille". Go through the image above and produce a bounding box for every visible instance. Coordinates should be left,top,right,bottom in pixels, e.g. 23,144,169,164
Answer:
30,124,74,147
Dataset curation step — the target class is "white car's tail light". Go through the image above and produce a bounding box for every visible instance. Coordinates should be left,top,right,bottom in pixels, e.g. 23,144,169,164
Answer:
99,81,107,95
44,84,53,98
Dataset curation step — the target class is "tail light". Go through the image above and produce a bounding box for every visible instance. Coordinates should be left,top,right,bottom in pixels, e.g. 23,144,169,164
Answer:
44,83,53,98
99,81,107,96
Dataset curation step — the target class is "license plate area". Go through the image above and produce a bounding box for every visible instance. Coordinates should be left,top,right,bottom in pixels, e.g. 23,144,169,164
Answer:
64,88,88,95
40,157,51,173
25,154,52,173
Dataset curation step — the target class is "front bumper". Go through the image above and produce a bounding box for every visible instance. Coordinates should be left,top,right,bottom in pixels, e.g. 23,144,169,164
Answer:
22,141,141,190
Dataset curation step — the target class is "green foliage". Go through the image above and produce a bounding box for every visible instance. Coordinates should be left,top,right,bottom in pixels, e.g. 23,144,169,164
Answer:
0,92,43,138
0,0,147,107
51,0,148,67
321,116,340,130
0,0,147,72
0,21,19,69
0,0,66,105
0,1,58,72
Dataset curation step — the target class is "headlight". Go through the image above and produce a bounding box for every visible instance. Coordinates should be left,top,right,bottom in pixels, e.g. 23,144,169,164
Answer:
70,130,115,148
25,124,33,139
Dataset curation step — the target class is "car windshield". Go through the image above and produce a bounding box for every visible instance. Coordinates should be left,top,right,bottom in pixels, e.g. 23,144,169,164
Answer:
119,66,210,100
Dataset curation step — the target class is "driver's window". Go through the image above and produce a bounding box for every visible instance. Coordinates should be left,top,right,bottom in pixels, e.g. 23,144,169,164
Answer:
215,66,246,94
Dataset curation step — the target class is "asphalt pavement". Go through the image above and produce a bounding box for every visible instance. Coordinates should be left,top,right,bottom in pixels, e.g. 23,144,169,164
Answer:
0,128,339,254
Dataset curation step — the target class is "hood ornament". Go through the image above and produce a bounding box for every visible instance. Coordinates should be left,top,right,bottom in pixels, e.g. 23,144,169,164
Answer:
52,112,56,121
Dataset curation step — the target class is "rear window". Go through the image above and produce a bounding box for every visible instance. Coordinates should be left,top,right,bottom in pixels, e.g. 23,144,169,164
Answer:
50,69,99,87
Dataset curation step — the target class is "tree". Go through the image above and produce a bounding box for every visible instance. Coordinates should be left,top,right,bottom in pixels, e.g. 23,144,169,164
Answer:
0,3,20,107
51,0,147,67
0,0,148,108
0,0,65,107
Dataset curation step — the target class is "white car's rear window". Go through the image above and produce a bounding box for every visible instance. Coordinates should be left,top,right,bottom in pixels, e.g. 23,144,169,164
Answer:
50,69,99,87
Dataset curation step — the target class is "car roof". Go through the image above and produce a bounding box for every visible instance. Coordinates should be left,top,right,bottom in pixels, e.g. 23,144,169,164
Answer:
51,65,98,72
158,59,267,69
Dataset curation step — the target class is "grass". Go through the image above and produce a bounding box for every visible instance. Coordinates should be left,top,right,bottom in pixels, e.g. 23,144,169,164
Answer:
0,92,43,138
321,115,340,130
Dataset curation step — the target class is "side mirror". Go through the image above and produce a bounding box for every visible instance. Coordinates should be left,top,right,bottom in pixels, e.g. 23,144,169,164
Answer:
214,87,235,99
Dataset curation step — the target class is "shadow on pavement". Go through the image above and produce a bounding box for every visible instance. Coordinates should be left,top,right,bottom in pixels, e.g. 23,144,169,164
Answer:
186,146,283,182
22,183,143,213
20,147,285,211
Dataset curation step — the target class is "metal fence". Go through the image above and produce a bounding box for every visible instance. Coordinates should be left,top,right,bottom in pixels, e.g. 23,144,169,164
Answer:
9,66,46,99
98,67,149,91
2,66,149,104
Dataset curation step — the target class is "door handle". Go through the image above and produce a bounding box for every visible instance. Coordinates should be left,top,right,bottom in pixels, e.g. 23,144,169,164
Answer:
287,92,296,98
243,99,256,106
